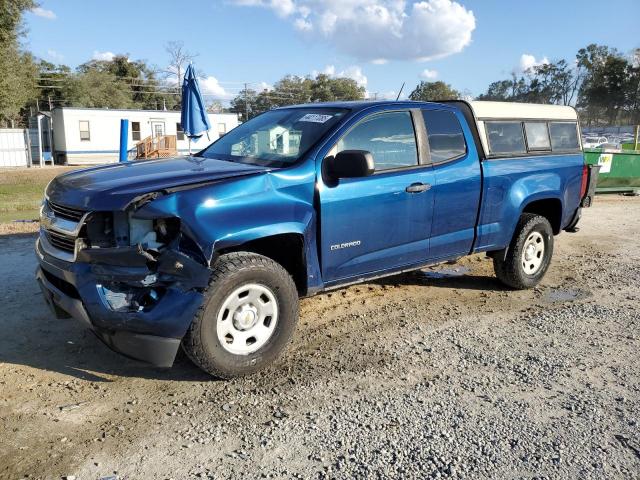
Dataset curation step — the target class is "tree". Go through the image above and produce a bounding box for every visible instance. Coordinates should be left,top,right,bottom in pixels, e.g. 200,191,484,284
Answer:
229,74,366,121
230,87,258,122
576,44,632,125
165,41,196,86
625,49,640,125
409,81,460,101
65,70,135,109
35,60,73,109
0,0,37,126
310,74,365,102
76,54,177,110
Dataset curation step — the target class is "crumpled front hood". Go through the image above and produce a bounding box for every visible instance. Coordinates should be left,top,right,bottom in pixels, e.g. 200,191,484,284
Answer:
46,156,269,211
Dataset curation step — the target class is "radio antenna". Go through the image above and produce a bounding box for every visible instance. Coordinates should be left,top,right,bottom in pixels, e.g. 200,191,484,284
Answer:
395,82,405,101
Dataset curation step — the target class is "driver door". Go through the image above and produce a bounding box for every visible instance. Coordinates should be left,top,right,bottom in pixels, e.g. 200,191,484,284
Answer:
319,109,435,283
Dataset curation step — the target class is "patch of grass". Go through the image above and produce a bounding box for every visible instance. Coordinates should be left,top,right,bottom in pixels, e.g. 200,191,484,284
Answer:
0,167,81,229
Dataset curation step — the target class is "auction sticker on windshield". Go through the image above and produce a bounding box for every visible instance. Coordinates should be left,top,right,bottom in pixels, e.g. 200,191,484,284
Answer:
299,114,334,123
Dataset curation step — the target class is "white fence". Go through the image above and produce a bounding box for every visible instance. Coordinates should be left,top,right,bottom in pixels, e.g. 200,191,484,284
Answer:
0,129,30,167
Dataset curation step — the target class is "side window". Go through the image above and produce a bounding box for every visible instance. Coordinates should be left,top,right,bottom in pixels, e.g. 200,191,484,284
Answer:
486,121,526,155
131,121,141,141
79,120,90,141
549,122,580,150
422,110,466,163
524,122,550,151
336,111,418,171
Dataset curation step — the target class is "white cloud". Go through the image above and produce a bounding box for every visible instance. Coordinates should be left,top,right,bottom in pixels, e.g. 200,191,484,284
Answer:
312,64,368,87
199,76,234,100
340,66,368,87
47,49,64,61
379,89,406,100
234,0,295,16
256,81,274,91
519,53,549,72
92,50,116,61
420,68,438,80
294,17,313,31
30,7,56,19
231,0,476,62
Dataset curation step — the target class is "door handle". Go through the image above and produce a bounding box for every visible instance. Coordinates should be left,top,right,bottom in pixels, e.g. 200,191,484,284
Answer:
405,182,431,193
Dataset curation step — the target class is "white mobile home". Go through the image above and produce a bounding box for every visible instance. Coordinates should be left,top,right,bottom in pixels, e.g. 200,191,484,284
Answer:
51,107,240,165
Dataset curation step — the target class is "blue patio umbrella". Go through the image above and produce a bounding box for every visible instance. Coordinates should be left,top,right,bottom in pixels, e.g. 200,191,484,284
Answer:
181,64,211,154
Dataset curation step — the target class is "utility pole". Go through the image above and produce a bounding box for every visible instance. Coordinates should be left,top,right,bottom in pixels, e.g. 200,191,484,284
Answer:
244,83,249,122
48,95,53,111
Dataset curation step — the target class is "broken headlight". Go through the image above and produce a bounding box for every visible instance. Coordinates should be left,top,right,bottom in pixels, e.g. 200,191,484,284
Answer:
128,216,180,249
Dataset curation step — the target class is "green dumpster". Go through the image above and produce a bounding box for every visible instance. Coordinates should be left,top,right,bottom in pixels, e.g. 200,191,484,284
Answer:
584,149,640,194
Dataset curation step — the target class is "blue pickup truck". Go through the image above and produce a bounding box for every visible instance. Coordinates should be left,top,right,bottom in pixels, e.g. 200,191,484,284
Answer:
36,100,598,378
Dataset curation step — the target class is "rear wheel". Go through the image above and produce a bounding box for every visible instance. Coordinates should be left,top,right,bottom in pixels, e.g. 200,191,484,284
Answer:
493,213,554,289
182,252,299,378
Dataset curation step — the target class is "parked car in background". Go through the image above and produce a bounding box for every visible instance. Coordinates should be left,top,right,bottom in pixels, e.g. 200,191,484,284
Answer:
36,100,598,378
583,136,608,149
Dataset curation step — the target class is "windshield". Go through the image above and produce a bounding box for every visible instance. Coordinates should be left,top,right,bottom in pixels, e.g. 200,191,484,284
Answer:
198,108,349,167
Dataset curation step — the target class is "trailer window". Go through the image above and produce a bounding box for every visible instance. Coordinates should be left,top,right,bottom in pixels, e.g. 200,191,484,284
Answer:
422,110,466,163
131,122,141,141
176,123,185,141
79,121,90,141
549,122,580,151
524,122,551,151
486,121,526,155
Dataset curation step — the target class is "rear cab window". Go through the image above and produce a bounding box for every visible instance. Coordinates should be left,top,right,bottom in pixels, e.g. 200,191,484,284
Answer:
422,110,467,163
335,111,418,172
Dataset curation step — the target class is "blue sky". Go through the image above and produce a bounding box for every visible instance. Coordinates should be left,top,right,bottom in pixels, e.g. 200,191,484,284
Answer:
25,0,638,101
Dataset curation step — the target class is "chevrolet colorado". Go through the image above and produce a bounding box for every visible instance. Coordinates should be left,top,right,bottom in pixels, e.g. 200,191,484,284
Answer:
36,100,598,378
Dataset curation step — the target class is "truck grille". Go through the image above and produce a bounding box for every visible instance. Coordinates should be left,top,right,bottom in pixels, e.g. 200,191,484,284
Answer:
45,230,76,253
48,201,86,222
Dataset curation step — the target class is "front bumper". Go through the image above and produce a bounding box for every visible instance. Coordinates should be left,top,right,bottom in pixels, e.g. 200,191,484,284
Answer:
35,238,206,367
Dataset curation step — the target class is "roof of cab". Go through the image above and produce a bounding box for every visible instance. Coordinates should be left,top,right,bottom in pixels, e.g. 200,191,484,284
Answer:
469,101,578,121
275,100,433,111
276,100,578,121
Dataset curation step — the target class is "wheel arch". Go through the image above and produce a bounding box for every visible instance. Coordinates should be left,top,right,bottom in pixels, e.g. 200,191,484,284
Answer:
521,197,563,235
215,230,309,295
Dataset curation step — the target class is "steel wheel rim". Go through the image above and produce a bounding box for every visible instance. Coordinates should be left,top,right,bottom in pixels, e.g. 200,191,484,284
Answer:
216,283,278,355
521,231,545,275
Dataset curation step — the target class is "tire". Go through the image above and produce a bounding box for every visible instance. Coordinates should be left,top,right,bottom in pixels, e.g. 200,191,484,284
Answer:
493,213,554,290
182,252,299,379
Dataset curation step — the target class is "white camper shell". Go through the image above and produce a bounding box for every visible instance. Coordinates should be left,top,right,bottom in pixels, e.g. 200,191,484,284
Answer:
467,101,582,158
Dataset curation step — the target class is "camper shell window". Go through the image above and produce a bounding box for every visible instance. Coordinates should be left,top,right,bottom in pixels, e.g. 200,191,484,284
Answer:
549,122,580,151
486,122,526,155
524,122,551,151
485,120,580,157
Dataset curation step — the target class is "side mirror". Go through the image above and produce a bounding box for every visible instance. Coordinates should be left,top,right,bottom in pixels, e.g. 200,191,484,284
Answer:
331,150,375,178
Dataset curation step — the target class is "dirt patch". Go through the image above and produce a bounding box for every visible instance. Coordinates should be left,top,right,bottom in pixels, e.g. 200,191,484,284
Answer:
0,196,639,479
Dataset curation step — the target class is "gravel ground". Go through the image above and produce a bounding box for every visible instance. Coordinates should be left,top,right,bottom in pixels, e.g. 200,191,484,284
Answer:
0,196,639,480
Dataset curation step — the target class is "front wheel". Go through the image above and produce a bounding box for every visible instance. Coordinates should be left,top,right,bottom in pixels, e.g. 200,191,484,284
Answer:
493,213,554,289
182,252,299,378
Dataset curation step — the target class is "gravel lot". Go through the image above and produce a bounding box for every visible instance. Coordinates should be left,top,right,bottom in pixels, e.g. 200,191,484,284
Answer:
1,196,639,480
